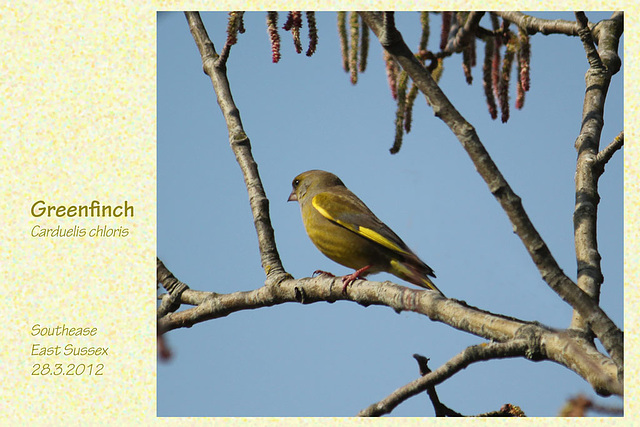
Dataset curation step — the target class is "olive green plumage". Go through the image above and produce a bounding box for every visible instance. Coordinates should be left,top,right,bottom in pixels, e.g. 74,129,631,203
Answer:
288,170,443,295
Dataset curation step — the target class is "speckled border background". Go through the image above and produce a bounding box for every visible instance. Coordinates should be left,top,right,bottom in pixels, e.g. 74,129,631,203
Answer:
0,1,635,425
0,2,157,425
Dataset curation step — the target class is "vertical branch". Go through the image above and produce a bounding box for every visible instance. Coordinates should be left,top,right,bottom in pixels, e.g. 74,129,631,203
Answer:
184,12,287,286
570,12,623,336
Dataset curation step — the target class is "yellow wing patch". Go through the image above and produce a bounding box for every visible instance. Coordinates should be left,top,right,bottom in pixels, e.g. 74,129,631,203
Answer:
357,226,408,254
312,195,411,255
310,195,334,221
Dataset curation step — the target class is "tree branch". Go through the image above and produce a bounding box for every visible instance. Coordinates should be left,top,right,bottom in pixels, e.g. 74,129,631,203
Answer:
184,12,288,286
569,13,624,374
157,257,190,317
595,131,624,175
358,340,531,416
494,12,579,36
592,12,624,75
157,273,621,398
359,11,623,373
444,12,485,53
165,14,624,412
575,12,604,71
362,332,619,416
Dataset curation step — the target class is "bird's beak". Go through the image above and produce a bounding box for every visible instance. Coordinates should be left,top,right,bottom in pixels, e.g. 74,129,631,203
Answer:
288,189,298,202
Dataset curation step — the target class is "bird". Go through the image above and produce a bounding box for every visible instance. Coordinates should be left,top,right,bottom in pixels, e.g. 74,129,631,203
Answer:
288,170,443,295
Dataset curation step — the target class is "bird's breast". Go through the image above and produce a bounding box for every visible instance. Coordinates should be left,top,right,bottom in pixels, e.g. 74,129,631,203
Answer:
304,209,386,273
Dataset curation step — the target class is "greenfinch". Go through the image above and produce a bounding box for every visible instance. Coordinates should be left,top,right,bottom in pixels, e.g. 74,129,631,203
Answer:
288,170,443,295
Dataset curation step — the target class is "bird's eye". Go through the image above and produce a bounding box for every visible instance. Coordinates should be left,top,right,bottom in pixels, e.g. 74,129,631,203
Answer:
292,179,300,188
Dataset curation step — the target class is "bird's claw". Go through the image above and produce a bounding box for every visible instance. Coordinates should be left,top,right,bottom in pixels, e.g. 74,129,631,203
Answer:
340,265,372,294
313,270,335,278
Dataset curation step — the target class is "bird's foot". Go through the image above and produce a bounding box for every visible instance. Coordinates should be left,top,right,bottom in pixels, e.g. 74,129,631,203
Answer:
341,265,371,294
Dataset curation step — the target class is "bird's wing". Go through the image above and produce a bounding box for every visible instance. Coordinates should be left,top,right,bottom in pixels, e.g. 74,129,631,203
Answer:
311,191,414,256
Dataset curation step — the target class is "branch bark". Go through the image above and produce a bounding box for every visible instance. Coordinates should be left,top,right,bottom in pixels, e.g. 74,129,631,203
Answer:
444,12,485,53
495,12,579,35
156,257,190,317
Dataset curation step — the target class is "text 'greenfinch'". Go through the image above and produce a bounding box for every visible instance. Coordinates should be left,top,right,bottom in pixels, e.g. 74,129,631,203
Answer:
288,170,443,295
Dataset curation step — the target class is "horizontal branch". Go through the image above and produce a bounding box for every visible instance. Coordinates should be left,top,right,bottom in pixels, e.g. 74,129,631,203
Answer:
157,274,621,397
495,12,579,35
158,275,518,340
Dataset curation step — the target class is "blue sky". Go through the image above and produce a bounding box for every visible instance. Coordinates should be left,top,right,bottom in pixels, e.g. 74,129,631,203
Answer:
157,11,623,417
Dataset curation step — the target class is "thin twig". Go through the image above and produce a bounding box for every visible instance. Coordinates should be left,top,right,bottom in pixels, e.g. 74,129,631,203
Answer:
595,131,624,174
219,12,244,65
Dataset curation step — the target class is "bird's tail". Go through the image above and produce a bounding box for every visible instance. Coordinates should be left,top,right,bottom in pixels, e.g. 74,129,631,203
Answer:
390,258,445,296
